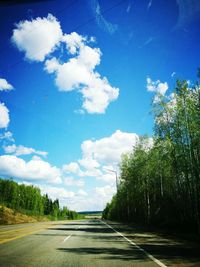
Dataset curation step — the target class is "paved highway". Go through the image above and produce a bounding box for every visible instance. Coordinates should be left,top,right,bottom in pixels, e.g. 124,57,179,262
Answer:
0,219,200,267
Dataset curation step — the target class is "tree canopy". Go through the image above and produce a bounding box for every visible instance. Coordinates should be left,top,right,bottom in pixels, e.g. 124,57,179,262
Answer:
0,178,80,220
102,80,200,234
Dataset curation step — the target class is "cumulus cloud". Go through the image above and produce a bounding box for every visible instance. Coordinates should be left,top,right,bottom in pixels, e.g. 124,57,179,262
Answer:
78,158,100,170
62,32,86,55
62,161,102,178
81,74,119,114
95,185,116,198
63,176,85,187
146,77,168,95
39,185,75,201
63,130,140,184
45,38,119,113
12,14,63,61
62,162,82,175
68,185,116,211
0,155,61,184
3,144,48,157
81,130,139,163
0,78,13,91
66,187,115,211
0,103,10,128
12,14,119,114
97,172,116,183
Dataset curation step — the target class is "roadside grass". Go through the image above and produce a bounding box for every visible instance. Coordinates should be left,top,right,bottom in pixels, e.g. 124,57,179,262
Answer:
0,205,85,225
0,205,51,225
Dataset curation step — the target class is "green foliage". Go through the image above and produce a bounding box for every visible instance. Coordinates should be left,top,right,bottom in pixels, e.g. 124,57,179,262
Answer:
0,178,80,220
103,80,200,234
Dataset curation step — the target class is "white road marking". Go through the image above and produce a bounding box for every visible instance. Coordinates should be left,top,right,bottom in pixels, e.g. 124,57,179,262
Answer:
102,220,167,267
63,235,72,243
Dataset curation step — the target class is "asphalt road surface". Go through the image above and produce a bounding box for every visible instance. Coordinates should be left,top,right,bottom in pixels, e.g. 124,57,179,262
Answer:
0,219,200,267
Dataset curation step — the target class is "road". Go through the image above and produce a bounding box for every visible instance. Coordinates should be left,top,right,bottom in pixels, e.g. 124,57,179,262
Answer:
0,219,200,267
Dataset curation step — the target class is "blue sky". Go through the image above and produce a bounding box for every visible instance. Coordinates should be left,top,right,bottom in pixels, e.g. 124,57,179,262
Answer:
0,0,200,211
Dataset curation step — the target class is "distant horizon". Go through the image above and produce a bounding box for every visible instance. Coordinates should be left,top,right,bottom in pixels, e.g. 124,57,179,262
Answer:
77,211,102,214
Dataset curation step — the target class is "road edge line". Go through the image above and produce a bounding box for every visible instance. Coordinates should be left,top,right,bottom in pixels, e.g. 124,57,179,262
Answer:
101,220,167,267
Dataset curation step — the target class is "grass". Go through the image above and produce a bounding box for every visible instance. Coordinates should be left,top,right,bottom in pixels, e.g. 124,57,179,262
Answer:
0,205,50,225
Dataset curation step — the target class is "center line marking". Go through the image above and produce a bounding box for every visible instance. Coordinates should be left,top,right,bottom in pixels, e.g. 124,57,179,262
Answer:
102,220,167,267
63,235,72,243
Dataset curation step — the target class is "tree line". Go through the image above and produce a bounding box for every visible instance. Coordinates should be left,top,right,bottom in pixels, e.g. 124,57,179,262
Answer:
103,80,200,234
0,178,80,220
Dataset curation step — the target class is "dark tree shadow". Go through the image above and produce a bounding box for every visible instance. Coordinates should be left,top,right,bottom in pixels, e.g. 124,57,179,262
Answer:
57,246,148,262
45,220,200,266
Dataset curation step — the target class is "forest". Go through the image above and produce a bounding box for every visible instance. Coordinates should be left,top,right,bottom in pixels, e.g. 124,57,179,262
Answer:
102,80,200,234
0,178,80,220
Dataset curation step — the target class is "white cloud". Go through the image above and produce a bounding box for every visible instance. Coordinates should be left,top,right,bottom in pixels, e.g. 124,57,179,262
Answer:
81,168,102,178
146,77,168,95
81,74,119,114
0,103,10,128
81,130,139,164
64,130,140,184
45,56,92,92
0,155,61,184
12,14,119,114
95,185,116,198
66,188,113,211
65,196,93,212
12,14,63,61
78,158,100,170
0,131,14,142
44,32,119,114
77,189,88,196
0,78,13,91
63,176,85,187
62,160,102,178
44,57,60,74
62,32,86,55
97,172,116,183
39,185,75,201
62,162,82,175
3,144,48,157
72,185,116,211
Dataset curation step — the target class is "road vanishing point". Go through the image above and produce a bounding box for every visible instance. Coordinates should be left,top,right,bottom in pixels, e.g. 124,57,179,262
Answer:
0,219,200,267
